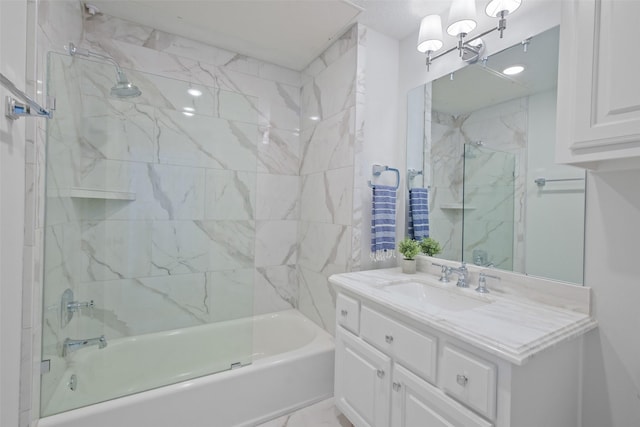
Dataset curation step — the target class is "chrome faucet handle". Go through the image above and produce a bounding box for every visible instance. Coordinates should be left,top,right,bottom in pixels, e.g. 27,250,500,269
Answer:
476,271,501,294
432,263,452,283
455,262,469,288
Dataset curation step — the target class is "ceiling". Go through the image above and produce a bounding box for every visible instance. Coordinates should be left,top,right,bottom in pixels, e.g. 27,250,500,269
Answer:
87,0,554,71
87,0,364,70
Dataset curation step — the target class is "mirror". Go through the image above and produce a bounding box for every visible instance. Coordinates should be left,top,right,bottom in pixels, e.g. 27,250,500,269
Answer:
406,26,586,284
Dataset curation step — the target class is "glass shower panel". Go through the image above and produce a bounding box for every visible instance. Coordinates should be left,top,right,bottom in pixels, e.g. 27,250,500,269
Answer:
462,143,516,270
41,52,257,416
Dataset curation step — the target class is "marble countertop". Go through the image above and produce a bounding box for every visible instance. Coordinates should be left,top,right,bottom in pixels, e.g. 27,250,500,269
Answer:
329,267,598,365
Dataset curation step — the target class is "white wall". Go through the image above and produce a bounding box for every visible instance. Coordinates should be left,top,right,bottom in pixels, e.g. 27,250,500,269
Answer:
582,170,640,427
358,27,401,271
0,1,27,426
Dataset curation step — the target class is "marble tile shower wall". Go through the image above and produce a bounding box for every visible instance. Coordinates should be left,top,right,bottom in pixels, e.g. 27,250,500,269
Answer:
430,97,528,270
42,12,305,346
29,2,362,422
298,26,359,335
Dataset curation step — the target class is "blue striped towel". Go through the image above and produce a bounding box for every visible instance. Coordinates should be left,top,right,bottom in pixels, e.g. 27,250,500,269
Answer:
370,185,397,261
408,188,429,240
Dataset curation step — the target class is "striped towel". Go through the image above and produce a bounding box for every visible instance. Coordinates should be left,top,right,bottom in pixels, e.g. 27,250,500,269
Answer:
370,185,397,261
408,188,429,240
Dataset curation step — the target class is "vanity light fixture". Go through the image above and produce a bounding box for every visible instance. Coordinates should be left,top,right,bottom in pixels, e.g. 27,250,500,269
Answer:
417,0,523,71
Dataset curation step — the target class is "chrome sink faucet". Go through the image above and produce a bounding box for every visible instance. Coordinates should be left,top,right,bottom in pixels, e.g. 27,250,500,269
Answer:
476,271,501,294
432,262,469,287
449,262,470,288
432,263,453,283
63,335,107,357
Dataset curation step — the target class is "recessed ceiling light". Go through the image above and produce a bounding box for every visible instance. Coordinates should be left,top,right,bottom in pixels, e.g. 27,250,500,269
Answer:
309,115,320,121
182,111,194,117
187,88,202,97
503,65,524,75
183,107,195,112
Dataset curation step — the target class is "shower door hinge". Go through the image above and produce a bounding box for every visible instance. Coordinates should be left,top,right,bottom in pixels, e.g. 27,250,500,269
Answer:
41,359,51,374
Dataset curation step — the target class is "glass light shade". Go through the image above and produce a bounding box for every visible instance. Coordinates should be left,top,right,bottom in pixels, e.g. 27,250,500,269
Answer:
447,0,477,36
485,0,522,17
417,15,444,53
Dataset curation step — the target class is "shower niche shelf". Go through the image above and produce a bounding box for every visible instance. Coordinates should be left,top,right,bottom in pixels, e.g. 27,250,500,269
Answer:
440,203,476,210
65,187,136,201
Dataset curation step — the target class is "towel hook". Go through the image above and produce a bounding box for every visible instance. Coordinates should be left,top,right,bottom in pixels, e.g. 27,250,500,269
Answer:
368,164,400,190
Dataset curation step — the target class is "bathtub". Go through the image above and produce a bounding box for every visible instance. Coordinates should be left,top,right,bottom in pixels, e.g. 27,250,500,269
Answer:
38,309,335,427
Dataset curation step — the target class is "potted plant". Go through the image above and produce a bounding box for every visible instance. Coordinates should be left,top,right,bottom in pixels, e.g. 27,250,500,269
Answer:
419,237,442,257
398,238,420,274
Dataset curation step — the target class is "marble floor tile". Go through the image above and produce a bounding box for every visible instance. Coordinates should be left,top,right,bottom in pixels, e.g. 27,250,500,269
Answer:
256,398,353,427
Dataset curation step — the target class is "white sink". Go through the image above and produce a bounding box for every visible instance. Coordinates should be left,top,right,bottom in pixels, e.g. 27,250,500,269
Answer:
382,281,491,312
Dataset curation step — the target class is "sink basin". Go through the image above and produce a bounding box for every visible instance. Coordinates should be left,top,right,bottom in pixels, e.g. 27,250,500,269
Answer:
382,281,491,312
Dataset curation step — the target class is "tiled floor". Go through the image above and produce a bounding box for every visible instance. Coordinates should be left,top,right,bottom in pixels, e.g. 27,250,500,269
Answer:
256,398,353,427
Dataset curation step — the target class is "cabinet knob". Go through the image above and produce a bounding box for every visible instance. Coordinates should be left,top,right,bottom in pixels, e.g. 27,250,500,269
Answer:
456,374,468,386
385,334,394,343
377,369,385,378
392,382,401,392
340,309,348,316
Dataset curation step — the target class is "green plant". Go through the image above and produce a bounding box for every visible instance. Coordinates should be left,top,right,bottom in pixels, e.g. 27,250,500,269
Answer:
420,237,442,257
398,238,420,260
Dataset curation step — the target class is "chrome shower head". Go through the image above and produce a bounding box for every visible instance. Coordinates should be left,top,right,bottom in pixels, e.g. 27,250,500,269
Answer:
68,42,142,98
111,70,141,98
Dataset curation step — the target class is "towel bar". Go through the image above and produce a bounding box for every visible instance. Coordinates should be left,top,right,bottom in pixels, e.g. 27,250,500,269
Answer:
1,72,54,120
534,177,584,187
368,164,400,190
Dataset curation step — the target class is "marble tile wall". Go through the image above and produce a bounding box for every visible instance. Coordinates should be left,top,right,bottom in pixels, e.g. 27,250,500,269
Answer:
297,26,359,335
32,5,367,420
37,5,305,416
42,12,305,336
429,97,528,270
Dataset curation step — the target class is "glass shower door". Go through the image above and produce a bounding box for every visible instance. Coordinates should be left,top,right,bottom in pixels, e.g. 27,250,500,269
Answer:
461,143,516,270
41,52,256,416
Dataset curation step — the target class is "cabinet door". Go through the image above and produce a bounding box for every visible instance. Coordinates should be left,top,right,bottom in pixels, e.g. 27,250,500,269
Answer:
391,365,493,427
557,0,640,166
335,327,391,427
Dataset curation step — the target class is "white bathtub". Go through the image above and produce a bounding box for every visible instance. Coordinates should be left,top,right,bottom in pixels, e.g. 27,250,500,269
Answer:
38,309,335,427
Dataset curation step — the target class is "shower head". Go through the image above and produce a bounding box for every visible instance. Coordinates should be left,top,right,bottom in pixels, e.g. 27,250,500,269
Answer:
68,42,142,98
111,70,142,98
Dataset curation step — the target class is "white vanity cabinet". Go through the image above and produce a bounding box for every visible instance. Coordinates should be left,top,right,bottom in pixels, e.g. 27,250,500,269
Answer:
334,293,585,427
556,0,640,168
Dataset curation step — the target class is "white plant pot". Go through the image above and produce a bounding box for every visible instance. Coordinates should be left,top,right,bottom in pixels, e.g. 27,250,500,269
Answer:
402,258,416,274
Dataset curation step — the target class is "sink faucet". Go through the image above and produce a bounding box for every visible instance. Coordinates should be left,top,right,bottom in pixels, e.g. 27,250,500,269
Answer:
476,271,501,294
432,263,453,283
449,262,470,288
63,335,107,357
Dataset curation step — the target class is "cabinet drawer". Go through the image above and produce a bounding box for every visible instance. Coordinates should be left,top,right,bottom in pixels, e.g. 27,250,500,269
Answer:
360,306,437,384
442,345,497,420
336,294,360,334
392,365,493,427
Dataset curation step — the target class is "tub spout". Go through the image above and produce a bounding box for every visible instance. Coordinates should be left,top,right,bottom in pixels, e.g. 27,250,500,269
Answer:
63,335,107,357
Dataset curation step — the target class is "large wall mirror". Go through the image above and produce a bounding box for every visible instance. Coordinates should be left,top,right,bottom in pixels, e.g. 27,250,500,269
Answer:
406,26,586,285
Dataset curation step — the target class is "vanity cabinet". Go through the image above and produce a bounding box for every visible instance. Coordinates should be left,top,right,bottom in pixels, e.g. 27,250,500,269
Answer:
556,0,640,169
334,292,584,427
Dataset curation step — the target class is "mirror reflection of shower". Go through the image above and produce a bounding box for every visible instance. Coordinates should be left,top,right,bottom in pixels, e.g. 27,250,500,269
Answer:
67,42,142,98
463,140,484,159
